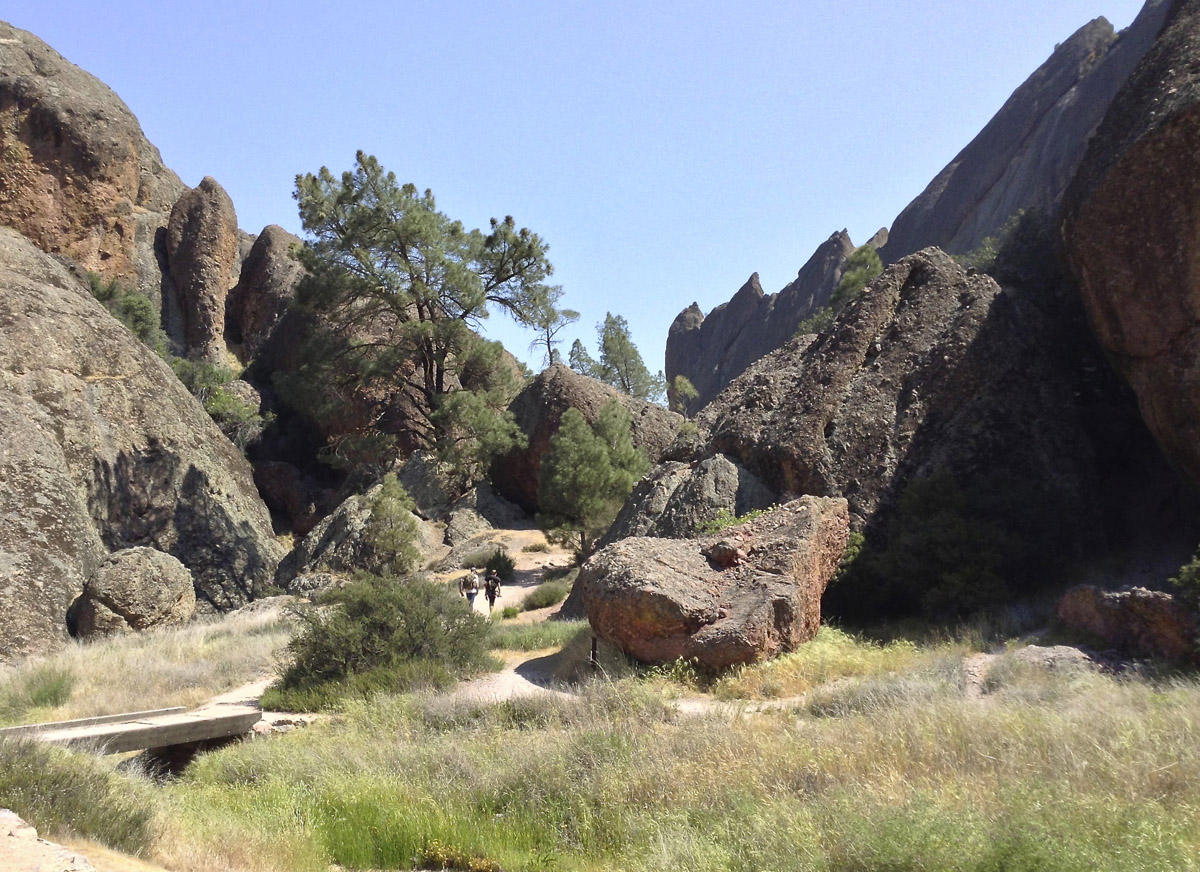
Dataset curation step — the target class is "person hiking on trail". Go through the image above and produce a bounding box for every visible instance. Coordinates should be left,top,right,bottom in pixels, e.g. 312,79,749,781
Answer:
484,570,502,614
459,569,480,607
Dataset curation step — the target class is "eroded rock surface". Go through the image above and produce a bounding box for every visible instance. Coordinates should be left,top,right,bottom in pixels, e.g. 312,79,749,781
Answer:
71,547,195,638
1062,0,1200,490
0,228,282,657
226,224,304,361
575,497,849,669
0,20,185,299
165,176,240,361
491,363,682,513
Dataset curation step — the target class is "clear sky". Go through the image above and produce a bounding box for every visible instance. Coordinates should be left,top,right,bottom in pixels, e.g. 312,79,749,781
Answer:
6,1,1148,377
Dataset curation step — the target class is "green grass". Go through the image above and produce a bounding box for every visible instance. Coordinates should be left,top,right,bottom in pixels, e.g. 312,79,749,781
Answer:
0,664,75,725
0,737,156,853
489,619,589,652
521,578,572,611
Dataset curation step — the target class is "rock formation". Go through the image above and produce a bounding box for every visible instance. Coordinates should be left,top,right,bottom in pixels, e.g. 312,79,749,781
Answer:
0,228,282,658
880,0,1173,262
70,547,196,638
1057,585,1198,662
226,224,305,361
1062,0,1200,490
574,498,849,669
165,176,240,361
665,229,871,410
490,363,683,513
0,20,186,300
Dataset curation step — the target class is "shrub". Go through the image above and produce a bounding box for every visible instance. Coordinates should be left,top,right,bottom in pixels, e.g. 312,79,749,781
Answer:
0,665,75,725
521,577,572,612
272,574,493,710
1170,547,1200,609
500,606,520,619
88,273,168,356
697,505,773,535
170,357,273,450
484,549,515,583
364,474,422,576
0,737,155,852
521,541,550,553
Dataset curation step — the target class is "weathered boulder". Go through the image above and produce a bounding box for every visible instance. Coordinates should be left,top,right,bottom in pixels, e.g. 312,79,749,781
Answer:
491,363,682,513
444,485,527,548
226,224,305,361
0,21,186,300
575,497,849,669
0,228,282,658
1056,585,1199,662
882,1,1172,262
600,454,774,546
165,176,240,361
71,547,195,638
274,482,442,592
1061,0,1200,490
0,809,96,872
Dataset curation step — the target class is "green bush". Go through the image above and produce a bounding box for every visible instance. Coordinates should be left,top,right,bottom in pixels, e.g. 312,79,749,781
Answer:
0,737,155,852
0,665,75,725
88,273,168,356
697,505,774,535
364,475,422,576
272,574,493,710
484,549,515,583
830,245,883,311
521,541,550,553
170,357,273,450
521,577,572,612
1170,547,1200,609
500,606,520,619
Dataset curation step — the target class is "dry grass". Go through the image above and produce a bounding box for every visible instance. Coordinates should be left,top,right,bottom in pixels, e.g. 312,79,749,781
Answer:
0,604,291,725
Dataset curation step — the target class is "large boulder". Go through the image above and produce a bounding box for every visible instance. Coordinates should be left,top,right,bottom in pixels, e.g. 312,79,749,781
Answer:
1061,0,1200,490
575,497,849,669
881,0,1172,262
0,228,282,658
1056,585,1199,662
491,363,682,513
0,20,186,299
226,224,305,361
71,547,195,638
165,176,240,361
443,485,527,548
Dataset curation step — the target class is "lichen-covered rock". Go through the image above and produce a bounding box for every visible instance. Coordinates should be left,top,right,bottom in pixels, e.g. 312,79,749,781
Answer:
444,485,527,548
574,497,849,669
71,547,195,638
0,228,282,658
0,21,187,301
165,176,240,361
1062,0,1200,490
491,363,682,513
1056,585,1199,662
226,224,305,361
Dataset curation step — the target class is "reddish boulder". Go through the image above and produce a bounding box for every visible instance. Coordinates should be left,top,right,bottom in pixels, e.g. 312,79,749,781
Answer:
575,497,849,669
1056,585,1198,662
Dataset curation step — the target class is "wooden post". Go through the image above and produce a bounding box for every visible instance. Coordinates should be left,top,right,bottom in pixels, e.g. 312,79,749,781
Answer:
590,636,599,671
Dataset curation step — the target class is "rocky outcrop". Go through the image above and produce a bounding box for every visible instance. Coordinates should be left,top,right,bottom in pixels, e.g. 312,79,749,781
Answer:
165,177,240,361
0,809,96,872
490,363,682,513
665,229,866,410
0,228,282,658
600,455,775,546
70,547,195,638
226,224,305,361
0,20,186,299
1061,0,1200,490
574,498,849,669
444,485,527,548
881,1,1173,262
1056,585,1199,662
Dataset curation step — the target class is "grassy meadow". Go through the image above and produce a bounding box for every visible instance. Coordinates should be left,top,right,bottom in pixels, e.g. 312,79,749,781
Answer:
2,615,1200,871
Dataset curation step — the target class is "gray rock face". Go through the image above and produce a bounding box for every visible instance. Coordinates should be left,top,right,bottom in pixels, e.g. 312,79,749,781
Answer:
575,498,849,669
490,364,683,513
165,177,240,361
0,20,186,301
601,454,775,546
1057,585,1198,662
1062,0,1200,491
226,224,304,361
72,547,195,638
880,1,1172,262
665,230,862,411
444,485,527,548
0,228,282,658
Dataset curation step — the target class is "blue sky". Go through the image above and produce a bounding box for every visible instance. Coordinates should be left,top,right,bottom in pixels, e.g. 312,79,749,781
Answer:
7,1,1147,375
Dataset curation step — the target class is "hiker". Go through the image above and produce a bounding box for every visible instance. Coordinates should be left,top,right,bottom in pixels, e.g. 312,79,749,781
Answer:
484,570,502,614
459,569,480,607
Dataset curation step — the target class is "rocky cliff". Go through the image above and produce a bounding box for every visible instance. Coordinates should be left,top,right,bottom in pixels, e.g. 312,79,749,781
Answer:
1062,0,1200,491
880,1,1172,262
0,228,283,658
0,20,186,301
